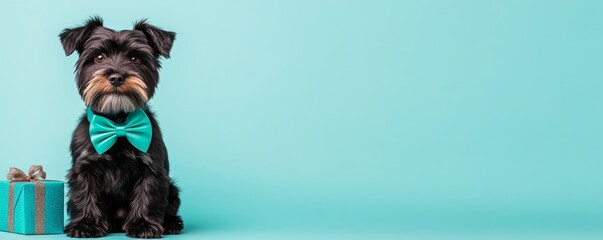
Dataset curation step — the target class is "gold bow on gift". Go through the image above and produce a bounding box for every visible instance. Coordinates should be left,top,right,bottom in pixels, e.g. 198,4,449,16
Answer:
6,165,46,182
5,165,48,234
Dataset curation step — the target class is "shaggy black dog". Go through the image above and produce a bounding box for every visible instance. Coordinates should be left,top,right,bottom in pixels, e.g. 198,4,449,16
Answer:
60,17,183,238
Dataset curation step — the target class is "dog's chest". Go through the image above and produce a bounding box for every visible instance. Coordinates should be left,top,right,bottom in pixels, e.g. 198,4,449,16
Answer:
100,150,145,194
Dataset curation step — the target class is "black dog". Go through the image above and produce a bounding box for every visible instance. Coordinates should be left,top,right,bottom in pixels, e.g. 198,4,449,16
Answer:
60,17,183,238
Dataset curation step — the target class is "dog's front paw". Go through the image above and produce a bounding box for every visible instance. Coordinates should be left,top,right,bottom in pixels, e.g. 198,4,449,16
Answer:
125,220,163,239
163,215,184,234
65,219,108,238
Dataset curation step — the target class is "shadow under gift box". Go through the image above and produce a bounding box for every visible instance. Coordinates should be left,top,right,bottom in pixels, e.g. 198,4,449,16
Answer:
0,180,64,234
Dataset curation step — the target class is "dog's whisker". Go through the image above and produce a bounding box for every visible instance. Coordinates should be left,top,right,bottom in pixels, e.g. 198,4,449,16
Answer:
83,74,149,114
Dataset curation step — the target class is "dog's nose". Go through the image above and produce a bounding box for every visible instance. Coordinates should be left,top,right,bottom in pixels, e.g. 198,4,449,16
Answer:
108,74,125,87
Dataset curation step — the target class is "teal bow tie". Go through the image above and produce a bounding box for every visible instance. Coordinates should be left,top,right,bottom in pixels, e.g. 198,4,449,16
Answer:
87,108,153,154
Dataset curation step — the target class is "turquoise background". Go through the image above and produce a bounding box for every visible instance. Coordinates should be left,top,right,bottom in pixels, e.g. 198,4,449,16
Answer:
1,0,602,239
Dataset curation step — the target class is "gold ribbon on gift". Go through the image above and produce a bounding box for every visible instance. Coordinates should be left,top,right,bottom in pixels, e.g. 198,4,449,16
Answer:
6,165,46,234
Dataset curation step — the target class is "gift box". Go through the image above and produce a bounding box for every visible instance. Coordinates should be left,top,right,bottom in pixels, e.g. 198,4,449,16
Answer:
0,166,64,234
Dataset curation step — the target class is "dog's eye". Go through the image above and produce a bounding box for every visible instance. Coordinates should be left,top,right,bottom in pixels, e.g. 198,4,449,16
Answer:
94,55,104,64
130,57,141,64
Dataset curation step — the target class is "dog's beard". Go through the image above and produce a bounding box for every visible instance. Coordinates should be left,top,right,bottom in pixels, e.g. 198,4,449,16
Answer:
96,94,137,113
83,71,149,114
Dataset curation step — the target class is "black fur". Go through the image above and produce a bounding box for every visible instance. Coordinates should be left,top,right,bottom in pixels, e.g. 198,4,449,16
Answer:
60,17,182,238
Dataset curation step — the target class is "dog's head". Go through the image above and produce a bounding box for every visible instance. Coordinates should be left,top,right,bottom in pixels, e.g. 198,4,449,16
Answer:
60,16,175,114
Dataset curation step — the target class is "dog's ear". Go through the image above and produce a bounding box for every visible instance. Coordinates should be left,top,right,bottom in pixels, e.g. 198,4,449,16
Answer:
59,16,104,56
134,19,176,58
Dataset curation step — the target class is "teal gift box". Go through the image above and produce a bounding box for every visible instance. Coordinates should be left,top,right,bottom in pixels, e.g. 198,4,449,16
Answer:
0,166,64,235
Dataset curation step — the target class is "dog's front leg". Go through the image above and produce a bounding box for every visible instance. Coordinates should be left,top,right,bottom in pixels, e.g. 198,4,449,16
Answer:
65,154,110,238
124,154,169,238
